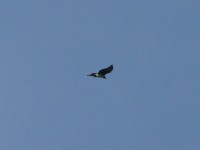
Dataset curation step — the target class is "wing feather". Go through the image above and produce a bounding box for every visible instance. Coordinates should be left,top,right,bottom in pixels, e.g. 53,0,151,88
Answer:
98,65,113,75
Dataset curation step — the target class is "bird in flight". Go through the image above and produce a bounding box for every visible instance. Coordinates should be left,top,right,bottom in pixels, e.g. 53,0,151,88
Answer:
87,65,113,79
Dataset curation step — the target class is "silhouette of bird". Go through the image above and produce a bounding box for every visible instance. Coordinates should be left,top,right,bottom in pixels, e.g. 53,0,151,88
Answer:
87,65,113,79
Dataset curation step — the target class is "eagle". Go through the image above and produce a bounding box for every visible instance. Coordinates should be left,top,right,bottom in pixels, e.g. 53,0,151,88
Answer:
87,65,113,79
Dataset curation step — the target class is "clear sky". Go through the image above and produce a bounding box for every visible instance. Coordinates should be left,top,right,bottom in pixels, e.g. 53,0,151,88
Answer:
0,0,200,150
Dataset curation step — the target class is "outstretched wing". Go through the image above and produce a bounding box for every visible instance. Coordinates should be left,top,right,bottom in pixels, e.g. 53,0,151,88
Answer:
98,65,113,75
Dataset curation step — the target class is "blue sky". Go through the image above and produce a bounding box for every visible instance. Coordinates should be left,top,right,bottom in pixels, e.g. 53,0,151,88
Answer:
0,0,200,150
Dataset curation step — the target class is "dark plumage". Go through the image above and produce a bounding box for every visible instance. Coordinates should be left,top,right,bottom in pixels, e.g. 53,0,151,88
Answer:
87,65,113,79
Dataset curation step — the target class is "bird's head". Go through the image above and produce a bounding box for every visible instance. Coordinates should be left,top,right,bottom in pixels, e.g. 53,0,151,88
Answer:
87,73,96,77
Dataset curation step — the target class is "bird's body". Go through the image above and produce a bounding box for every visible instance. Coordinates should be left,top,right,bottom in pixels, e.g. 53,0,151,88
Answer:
87,65,113,79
